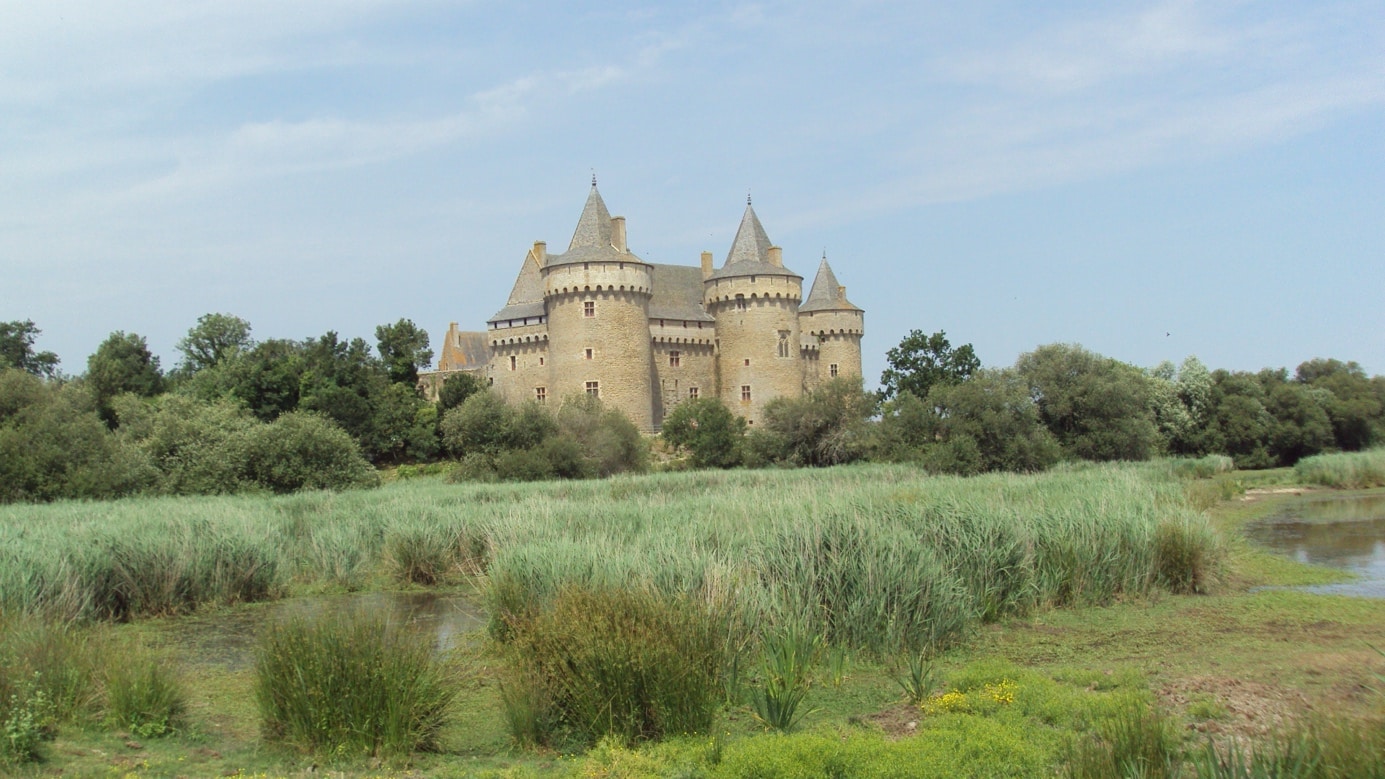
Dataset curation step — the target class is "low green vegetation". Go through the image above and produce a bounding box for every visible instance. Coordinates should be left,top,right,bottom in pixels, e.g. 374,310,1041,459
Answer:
254,609,455,758
1294,447,1385,489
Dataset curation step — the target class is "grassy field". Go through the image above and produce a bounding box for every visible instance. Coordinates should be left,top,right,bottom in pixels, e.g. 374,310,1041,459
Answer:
2,457,1383,776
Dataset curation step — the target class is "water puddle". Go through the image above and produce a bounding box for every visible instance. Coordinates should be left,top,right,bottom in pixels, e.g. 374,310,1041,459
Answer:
1244,492,1385,598
153,591,486,670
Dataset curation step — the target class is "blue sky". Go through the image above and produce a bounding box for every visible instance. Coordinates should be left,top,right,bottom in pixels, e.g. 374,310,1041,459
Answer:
3,1,1382,386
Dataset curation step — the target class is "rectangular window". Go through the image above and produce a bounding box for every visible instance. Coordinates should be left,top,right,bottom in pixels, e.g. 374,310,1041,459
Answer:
585,381,599,398
741,385,751,402
689,387,699,399
744,358,750,367
735,295,747,311
669,350,681,367
539,356,545,366
509,355,517,371
585,348,593,360
830,363,839,378
584,301,595,317
535,387,546,403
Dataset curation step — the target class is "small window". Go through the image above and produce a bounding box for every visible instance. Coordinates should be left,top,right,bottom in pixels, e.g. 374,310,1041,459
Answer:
535,387,546,403
669,351,681,368
744,358,750,367
584,301,595,318
585,348,593,360
830,363,839,378
539,356,545,366
509,355,517,371
586,381,600,398
777,331,790,358
741,385,751,403
689,387,699,399
735,294,747,311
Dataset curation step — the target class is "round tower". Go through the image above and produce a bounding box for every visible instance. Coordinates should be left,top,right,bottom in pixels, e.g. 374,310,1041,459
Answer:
704,200,803,426
799,253,865,389
541,184,657,430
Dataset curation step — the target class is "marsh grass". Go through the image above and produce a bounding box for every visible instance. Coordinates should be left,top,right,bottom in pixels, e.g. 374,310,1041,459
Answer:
1192,714,1385,778
500,585,725,748
104,644,186,738
1294,449,1385,489
1065,695,1183,779
749,626,822,732
894,651,938,705
254,609,455,758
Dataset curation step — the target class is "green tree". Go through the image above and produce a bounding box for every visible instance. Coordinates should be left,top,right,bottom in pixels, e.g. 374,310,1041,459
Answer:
661,397,746,469
1265,382,1334,465
1205,371,1274,468
375,319,433,386
1015,343,1161,462
176,313,252,375
1295,358,1382,451
879,329,979,402
87,331,165,426
759,377,876,467
0,320,60,379
920,368,1060,475
437,372,486,415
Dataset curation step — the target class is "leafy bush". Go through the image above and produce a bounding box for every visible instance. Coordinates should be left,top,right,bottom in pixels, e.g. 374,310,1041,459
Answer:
255,610,455,757
661,397,746,469
501,585,725,748
758,377,875,467
242,411,379,493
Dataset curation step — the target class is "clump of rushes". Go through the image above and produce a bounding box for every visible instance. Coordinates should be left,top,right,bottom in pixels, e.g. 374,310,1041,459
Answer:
749,626,821,732
1294,448,1385,489
895,651,938,706
254,610,454,758
104,643,186,738
1065,695,1182,779
500,585,725,749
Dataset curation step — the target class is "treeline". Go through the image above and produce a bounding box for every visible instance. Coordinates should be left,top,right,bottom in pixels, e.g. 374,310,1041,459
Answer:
3,317,1382,502
663,334,1385,476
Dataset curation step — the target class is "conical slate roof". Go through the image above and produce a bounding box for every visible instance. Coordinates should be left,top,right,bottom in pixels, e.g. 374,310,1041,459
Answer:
708,202,799,281
545,181,647,268
799,255,862,312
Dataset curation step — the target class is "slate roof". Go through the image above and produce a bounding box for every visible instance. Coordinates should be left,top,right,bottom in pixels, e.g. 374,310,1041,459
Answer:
708,202,800,281
545,183,648,268
799,255,862,312
445,331,491,369
648,263,714,322
488,248,547,324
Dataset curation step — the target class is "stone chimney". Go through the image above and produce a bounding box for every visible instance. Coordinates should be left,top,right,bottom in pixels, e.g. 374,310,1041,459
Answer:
768,246,783,267
533,241,547,265
701,251,713,279
611,216,627,252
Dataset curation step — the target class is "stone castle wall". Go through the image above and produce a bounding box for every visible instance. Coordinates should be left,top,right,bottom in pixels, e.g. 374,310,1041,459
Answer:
708,281,805,426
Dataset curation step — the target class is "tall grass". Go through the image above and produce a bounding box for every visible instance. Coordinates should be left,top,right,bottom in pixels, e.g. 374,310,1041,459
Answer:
254,609,455,758
2,465,1222,655
1294,449,1385,489
500,585,725,748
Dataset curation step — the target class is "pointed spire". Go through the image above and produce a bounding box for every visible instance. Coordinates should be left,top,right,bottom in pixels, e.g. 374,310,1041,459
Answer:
724,201,773,267
568,181,613,251
800,253,861,312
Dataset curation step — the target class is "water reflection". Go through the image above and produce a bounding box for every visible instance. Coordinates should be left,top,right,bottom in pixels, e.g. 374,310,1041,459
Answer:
157,591,485,670
1244,492,1385,598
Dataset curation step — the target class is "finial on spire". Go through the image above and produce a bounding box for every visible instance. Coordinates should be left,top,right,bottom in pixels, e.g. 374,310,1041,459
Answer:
822,249,827,260
747,192,752,206
591,170,597,188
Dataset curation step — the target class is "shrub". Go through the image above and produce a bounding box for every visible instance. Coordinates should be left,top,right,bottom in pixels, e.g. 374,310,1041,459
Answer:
661,398,746,469
255,610,455,757
501,585,725,748
242,412,379,493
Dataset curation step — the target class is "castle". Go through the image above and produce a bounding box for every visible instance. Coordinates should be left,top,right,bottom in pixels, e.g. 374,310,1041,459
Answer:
428,181,864,431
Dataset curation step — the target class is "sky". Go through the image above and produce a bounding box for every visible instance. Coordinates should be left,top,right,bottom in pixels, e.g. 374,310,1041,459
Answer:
3,0,1383,388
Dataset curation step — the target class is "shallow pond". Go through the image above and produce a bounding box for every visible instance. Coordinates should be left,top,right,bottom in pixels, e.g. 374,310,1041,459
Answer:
1244,491,1385,598
154,591,486,670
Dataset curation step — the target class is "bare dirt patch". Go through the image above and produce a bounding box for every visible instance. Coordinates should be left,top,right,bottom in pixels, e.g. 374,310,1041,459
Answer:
863,703,923,739
1157,676,1308,740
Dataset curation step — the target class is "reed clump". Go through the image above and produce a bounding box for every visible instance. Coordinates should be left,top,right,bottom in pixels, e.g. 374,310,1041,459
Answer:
499,584,726,749
1294,448,1385,489
254,610,455,758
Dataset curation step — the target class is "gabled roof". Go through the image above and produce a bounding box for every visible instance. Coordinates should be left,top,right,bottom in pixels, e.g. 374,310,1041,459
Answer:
488,248,547,324
708,202,799,281
799,255,862,312
440,330,490,370
648,263,714,322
